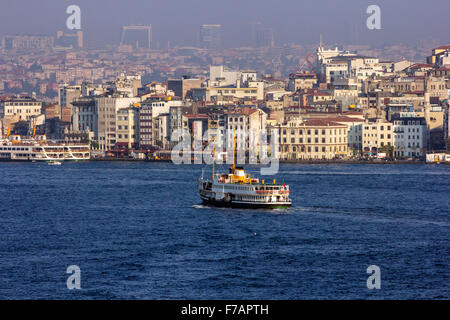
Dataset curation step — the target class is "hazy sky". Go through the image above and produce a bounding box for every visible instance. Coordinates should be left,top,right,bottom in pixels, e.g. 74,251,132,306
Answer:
1,0,449,48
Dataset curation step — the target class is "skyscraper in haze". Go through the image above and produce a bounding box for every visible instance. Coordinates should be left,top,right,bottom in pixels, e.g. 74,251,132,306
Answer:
199,24,221,49
56,30,83,49
255,28,274,48
120,25,152,49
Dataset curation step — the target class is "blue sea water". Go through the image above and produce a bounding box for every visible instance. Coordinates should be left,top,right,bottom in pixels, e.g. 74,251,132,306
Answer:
0,162,448,299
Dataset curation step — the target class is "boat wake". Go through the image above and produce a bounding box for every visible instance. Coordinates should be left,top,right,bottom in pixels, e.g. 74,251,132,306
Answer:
192,204,212,209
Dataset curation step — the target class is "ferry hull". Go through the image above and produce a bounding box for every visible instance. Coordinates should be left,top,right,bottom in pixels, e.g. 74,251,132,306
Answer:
201,197,292,209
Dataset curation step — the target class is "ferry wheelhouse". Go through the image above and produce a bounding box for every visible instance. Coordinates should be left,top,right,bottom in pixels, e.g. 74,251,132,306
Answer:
197,137,292,209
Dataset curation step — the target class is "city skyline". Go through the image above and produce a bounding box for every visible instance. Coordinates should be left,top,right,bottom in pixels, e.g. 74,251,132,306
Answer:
0,0,449,48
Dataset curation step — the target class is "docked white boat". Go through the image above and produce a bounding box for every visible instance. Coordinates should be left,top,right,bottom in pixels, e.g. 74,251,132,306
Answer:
0,135,90,162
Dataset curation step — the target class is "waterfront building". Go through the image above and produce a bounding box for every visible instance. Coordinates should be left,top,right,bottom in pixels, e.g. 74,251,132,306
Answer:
0,97,42,121
392,116,427,158
277,118,348,160
224,107,267,158
155,113,170,149
362,119,394,155
331,114,364,156
116,107,139,150
71,96,97,134
96,95,140,151
168,106,189,148
139,96,184,149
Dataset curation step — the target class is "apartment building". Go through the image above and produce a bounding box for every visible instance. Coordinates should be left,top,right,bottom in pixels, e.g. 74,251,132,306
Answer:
278,118,348,160
0,97,42,121
331,115,364,156
362,120,394,154
225,107,267,158
116,107,139,150
392,116,427,158
96,96,140,150
139,96,184,149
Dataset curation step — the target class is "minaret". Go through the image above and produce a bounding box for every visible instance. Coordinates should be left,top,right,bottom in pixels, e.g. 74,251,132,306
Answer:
424,78,431,151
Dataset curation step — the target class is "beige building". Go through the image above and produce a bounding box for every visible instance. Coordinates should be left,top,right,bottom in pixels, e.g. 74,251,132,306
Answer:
97,96,140,151
287,73,318,92
330,114,365,156
278,118,348,160
116,107,139,149
362,120,394,154
0,98,42,121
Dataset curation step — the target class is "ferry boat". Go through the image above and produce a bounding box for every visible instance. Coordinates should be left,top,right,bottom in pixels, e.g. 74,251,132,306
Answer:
197,137,292,209
0,135,90,162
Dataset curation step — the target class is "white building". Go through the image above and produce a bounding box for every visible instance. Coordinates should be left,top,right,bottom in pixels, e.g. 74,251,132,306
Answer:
224,107,267,159
392,116,427,158
209,65,241,87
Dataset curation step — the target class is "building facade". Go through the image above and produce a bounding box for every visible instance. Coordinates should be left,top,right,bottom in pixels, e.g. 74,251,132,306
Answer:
278,119,348,160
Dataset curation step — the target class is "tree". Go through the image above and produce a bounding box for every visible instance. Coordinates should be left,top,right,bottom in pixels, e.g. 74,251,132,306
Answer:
90,141,99,150
378,145,394,158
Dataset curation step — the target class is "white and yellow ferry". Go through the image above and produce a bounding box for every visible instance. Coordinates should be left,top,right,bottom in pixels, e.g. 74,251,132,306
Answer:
197,138,292,209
